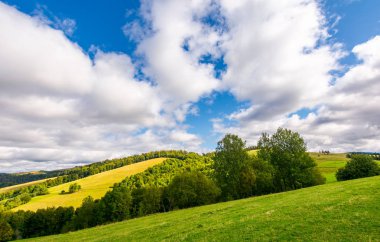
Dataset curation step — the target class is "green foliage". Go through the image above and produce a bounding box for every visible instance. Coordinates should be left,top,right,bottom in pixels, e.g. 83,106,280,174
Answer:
119,153,213,190
336,154,380,181
23,207,74,238
100,186,132,222
131,187,164,216
213,134,251,200
68,183,81,194
0,218,14,242
166,172,220,209
70,197,100,230
258,128,325,191
249,156,275,195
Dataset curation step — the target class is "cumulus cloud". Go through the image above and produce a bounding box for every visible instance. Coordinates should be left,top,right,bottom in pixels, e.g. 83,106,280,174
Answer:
214,35,380,153
0,2,203,172
1,0,379,172
220,0,342,120
131,0,222,106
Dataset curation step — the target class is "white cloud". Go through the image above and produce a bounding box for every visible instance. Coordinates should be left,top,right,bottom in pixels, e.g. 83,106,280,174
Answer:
0,2,204,172
219,0,342,120
133,0,222,106
214,35,380,153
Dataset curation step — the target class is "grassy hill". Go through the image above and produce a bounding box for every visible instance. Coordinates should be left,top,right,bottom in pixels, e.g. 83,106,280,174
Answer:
13,158,166,211
310,153,349,183
26,175,380,241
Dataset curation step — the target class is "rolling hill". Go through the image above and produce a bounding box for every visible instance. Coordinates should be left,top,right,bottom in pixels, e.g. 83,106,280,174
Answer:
13,158,166,211
26,175,380,241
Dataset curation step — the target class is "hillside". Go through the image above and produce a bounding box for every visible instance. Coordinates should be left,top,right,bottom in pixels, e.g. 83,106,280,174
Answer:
13,158,166,211
26,175,380,241
0,178,53,194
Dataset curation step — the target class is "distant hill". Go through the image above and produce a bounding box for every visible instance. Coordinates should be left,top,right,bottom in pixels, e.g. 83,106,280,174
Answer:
27,175,380,241
0,171,58,188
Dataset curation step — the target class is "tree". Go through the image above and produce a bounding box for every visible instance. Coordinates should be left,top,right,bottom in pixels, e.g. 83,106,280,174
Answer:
0,219,14,242
68,183,81,193
131,187,164,217
249,156,275,195
100,186,132,222
258,128,325,191
336,154,380,181
70,196,99,230
213,134,252,200
166,172,220,209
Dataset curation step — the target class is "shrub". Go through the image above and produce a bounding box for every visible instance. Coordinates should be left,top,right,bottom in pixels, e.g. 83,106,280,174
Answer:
0,219,14,242
166,172,220,209
68,183,81,193
336,155,380,181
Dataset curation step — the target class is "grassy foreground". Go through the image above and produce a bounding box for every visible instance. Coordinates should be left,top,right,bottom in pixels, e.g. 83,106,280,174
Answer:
27,175,380,242
14,158,166,211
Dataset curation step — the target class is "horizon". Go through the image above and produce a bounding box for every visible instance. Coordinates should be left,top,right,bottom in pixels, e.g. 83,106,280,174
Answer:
1,0,380,172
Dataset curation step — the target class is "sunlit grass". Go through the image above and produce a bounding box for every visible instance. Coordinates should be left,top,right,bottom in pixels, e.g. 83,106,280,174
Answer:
14,158,166,211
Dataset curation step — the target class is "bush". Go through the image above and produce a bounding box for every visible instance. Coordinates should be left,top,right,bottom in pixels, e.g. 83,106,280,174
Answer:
336,155,380,181
166,172,220,209
0,219,14,242
68,183,81,193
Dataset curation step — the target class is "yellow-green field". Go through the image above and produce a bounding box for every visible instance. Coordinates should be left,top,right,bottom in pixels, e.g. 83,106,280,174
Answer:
13,158,166,211
0,178,54,194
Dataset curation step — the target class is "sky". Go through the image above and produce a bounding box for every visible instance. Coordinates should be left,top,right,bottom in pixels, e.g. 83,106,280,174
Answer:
0,0,380,172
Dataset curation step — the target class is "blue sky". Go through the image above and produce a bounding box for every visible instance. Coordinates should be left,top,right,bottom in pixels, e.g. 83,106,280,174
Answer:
0,0,380,172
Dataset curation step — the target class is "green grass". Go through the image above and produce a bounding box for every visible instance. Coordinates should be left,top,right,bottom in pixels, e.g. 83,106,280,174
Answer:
26,175,380,242
13,158,166,211
310,153,349,183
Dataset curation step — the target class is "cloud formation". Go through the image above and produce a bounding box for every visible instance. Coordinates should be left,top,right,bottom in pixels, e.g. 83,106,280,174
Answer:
215,35,380,152
1,0,379,172
0,2,204,172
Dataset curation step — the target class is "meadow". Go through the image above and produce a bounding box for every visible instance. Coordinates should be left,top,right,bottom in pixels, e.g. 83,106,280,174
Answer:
26,175,380,242
13,158,166,211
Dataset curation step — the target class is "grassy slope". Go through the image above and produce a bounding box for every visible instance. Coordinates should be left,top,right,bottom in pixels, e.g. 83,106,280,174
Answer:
14,158,166,211
28,175,380,242
0,178,54,194
310,153,348,183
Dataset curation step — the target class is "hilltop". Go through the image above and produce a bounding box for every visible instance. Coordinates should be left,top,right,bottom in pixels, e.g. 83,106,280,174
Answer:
27,175,380,241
